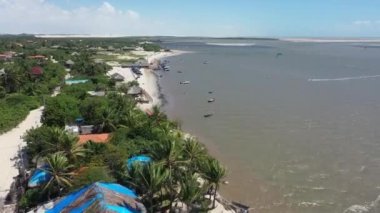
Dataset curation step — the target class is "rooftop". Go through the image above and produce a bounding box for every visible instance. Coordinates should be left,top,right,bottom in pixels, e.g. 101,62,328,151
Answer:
78,133,110,145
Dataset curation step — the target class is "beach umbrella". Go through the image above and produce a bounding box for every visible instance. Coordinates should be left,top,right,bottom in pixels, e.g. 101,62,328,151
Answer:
127,155,152,169
28,165,52,188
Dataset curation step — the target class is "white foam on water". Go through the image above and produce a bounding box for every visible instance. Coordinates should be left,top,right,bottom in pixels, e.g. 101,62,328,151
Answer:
308,75,380,82
206,42,256,47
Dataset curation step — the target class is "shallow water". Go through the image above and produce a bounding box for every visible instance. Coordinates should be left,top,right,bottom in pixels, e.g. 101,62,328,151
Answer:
159,38,380,212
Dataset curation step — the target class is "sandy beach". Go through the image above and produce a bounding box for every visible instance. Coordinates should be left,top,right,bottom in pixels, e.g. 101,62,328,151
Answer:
107,50,188,111
0,107,43,200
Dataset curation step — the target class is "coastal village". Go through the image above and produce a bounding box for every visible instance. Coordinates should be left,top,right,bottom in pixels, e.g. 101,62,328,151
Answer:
0,36,244,213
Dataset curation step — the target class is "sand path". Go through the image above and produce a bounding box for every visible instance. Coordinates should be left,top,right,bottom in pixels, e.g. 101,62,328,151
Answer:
0,107,43,199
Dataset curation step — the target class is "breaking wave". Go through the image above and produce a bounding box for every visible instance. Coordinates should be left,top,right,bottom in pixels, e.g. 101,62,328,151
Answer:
308,75,380,82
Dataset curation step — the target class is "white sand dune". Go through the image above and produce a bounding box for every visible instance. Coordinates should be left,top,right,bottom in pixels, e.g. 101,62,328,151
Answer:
0,107,43,200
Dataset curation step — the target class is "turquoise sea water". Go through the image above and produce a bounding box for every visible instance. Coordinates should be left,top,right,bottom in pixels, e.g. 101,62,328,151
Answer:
158,38,380,212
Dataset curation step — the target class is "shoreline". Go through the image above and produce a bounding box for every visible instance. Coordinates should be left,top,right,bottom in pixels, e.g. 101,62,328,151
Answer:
108,50,239,212
144,51,241,212
107,50,190,111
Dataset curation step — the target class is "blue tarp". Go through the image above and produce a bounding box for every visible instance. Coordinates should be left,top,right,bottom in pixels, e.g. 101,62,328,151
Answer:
127,155,152,169
28,166,52,188
46,182,139,213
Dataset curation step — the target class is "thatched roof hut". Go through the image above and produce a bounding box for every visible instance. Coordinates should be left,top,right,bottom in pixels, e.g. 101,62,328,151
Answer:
110,73,125,81
65,59,75,66
127,85,142,96
32,182,146,213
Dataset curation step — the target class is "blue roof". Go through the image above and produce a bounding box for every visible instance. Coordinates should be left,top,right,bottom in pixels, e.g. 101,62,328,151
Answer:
65,79,89,85
28,166,52,188
45,182,141,213
127,155,152,169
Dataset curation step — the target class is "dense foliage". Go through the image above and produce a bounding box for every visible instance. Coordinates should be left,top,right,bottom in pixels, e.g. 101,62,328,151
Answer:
0,36,227,212
0,94,40,133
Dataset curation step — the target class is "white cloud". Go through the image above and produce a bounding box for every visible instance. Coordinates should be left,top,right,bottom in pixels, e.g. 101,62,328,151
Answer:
0,0,149,35
98,2,117,14
352,20,380,27
127,10,140,20
353,20,372,26
0,0,250,36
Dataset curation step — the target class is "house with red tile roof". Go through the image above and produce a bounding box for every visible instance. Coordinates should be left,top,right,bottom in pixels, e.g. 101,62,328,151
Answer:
30,66,43,76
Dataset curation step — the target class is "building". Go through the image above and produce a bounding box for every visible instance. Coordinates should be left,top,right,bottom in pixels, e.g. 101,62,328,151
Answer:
28,55,46,60
110,73,125,82
87,91,106,97
80,125,95,135
65,79,89,85
29,182,147,213
127,85,142,96
0,52,13,61
0,68,5,76
78,133,110,145
65,59,75,67
30,66,43,76
135,59,149,68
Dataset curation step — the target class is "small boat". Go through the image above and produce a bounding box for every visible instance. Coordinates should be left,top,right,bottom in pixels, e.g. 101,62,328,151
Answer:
180,81,191,85
203,61,208,64
276,52,283,58
177,70,182,73
208,91,213,94
204,113,213,118
208,98,215,103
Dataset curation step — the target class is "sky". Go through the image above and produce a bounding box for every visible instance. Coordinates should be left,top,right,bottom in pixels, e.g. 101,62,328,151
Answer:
0,0,380,37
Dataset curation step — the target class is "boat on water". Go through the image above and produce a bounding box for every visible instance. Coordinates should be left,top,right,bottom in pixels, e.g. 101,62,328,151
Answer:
177,70,182,73
208,91,213,94
208,98,215,103
204,113,213,118
180,81,191,84
203,61,208,64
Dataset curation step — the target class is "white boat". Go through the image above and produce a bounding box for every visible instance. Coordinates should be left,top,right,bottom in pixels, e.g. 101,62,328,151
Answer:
208,98,215,103
180,81,191,84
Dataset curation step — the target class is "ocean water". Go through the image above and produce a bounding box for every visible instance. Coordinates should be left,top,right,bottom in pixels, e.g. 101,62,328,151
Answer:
158,38,380,212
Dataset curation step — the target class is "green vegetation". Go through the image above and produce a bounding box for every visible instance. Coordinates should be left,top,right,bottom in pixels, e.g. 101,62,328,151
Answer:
0,35,137,133
0,94,40,133
141,43,161,52
0,36,227,212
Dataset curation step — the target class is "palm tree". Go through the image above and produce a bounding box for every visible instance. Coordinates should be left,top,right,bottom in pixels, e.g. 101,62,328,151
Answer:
100,107,117,132
129,163,169,213
42,152,74,198
183,139,207,172
34,127,87,164
199,158,226,208
150,106,167,123
3,68,23,92
179,173,206,212
149,139,187,211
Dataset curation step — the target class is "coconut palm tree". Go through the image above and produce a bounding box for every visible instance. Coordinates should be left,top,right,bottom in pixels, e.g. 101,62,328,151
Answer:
33,127,87,164
149,139,187,211
42,152,74,198
183,139,207,172
100,107,117,132
54,128,87,162
129,163,169,213
199,158,226,208
179,173,206,212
